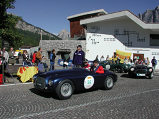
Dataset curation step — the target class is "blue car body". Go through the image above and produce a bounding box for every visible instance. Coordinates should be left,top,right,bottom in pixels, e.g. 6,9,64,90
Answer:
33,68,117,99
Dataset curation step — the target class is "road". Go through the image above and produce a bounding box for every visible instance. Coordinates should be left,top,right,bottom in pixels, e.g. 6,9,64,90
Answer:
0,73,159,119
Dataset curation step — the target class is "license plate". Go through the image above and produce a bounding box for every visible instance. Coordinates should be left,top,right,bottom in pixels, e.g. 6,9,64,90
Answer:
137,74,145,76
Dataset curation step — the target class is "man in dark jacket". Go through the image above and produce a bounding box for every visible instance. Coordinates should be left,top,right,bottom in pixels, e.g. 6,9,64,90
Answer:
72,45,85,68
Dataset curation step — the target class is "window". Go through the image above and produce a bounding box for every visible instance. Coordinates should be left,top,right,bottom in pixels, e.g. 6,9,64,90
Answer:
150,34,159,46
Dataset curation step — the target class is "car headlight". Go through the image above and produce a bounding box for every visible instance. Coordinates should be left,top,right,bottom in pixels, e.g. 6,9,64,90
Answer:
48,80,53,86
149,68,153,72
130,68,134,71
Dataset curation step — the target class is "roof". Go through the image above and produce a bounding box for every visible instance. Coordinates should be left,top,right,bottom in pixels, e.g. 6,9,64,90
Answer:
67,9,107,20
80,10,159,30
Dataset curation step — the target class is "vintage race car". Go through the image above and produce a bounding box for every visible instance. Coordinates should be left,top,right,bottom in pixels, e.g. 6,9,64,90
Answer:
128,65,153,79
110,63,131,73
33,68,117,100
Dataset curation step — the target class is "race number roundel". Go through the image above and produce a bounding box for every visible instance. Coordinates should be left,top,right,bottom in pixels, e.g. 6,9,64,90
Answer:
84,75,94,89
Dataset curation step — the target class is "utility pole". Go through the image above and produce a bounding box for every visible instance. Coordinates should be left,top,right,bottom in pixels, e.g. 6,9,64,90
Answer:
40,30,42,40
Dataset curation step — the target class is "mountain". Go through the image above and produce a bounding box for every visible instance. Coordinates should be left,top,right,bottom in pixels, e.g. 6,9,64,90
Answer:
139,6,159,23
15,19,61,47
57,29,70,40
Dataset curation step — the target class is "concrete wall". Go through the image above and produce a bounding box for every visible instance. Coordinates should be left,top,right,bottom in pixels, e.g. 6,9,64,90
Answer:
86,18,159,49
85,18,159,69
39,40,86,66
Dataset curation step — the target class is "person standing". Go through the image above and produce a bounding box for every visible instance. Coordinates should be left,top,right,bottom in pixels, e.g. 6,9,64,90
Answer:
2,48,9,70
36,48,43,64
8,47,15,65
50,49,56,71
62,53,70,69
72,45,85,68
151,56,157,71
32,51,37,64
22,50,29,66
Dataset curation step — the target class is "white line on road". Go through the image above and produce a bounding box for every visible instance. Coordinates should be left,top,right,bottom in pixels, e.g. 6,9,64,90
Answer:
0,82,33,87
14,88,159,119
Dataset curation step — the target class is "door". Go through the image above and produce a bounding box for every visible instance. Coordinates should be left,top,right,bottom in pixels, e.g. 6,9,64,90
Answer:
133,53,144,60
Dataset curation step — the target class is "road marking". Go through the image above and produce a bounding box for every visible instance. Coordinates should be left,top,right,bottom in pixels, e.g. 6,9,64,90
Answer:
14,88,159,119
0,82,33,87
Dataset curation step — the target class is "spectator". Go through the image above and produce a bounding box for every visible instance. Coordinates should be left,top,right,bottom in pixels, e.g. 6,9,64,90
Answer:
22,50,29,66
144,57,150,66
8,47,15,65
61,53,70,69
50,49,56,70
72,45,85,68
2,47,9,70
100,55,105,62
95,55,99,62
32,51,37,64
151,56,157,71
90,60,104,74
36,48,43,64
106,55,109,61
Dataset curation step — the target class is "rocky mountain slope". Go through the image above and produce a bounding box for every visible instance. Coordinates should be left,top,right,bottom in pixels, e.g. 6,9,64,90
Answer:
139,6,159,23
57,29,70,40
16,19,60,40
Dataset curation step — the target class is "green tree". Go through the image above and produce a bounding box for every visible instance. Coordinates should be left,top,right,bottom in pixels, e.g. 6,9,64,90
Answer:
0,0,22,49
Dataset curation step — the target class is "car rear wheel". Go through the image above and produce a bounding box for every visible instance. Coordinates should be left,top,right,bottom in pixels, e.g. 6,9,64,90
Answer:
104,76,114,90
56,80,74,100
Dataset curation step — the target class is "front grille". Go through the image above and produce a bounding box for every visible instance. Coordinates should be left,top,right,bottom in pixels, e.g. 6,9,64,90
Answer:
35,77,46,89
136,69,147,74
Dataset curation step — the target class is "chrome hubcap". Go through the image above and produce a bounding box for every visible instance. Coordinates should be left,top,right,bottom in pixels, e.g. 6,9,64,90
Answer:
61,83,72,97
107,77,113,88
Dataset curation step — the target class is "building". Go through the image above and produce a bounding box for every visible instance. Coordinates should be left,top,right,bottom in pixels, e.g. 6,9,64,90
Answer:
67,9,107,39
68,10,159,69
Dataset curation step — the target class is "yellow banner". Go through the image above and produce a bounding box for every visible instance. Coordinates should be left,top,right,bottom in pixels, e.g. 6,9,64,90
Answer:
116,50,132,59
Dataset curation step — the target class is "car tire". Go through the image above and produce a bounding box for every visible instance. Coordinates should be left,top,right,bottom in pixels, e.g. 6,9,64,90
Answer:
148,73,154,79
55,80,74,100
104,76,114,90
128,72,133,78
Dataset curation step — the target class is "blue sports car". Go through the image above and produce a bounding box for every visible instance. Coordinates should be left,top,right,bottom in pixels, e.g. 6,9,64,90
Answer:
33,68,117,100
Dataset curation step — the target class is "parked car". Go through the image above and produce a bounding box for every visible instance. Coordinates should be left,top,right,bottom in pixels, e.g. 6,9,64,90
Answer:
33,68,117,100
128,65,153,79
110,63,131,73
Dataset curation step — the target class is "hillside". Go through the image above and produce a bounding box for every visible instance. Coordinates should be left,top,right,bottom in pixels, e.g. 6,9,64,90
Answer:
139,6,159,23
15,19,61,47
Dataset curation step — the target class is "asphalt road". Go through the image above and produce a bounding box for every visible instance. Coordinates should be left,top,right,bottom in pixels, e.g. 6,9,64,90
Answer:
0,73,159,119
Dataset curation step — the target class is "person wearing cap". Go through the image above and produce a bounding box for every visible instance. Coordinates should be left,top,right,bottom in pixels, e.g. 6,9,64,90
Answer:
90,60,104,74
72,45,85,68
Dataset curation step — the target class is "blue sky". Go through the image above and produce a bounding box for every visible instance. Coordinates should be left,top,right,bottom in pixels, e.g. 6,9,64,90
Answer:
8,0,159,35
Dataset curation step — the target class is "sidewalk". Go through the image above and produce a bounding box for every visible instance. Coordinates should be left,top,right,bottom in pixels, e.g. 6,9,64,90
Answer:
2,66,159,85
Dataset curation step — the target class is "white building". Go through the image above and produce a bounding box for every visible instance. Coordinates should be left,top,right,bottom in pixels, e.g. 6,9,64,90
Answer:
77,10,159,69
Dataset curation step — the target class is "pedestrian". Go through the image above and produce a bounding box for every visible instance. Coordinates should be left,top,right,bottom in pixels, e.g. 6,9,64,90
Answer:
72,45,85,68
36,47,43,64
22,50,29,66
8,47,15,65
61,53,70,69
100,55,105,62
144,57,150,66
32,51,37,65
151,56,157,71
50,49,56,71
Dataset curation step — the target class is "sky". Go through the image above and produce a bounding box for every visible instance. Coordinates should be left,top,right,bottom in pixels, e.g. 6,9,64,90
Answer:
7,0,159,35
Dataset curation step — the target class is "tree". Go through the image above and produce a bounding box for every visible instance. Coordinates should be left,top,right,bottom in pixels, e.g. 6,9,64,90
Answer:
0,0,22,49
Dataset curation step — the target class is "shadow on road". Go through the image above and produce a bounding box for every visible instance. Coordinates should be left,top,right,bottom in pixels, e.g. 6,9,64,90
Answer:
29,88,59,100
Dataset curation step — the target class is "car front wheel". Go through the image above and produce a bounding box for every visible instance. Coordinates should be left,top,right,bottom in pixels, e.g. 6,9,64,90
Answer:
104,76,114,90
148,73,154,79
56,80,74,100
